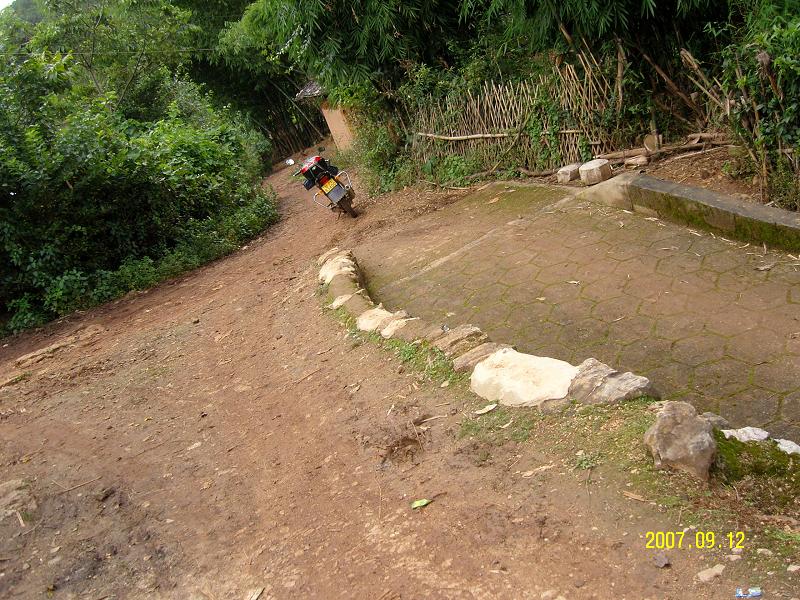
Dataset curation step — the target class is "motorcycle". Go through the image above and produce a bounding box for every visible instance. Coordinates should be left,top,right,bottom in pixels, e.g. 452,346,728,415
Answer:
286,155,357,218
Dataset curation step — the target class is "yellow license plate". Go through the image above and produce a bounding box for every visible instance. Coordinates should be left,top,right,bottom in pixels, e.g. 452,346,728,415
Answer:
322,179,337,194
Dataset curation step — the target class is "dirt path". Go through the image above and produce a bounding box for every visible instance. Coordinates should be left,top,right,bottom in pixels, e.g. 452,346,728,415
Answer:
0,167,791,599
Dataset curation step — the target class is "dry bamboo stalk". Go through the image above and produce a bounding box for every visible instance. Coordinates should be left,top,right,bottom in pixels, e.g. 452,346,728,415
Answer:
414,132,510,141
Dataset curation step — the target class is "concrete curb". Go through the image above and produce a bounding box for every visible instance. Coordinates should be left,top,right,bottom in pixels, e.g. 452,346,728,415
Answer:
577,173,800,251
318,249,657,410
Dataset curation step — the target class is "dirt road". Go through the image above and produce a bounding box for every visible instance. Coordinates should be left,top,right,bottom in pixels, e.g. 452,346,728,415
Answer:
0,167,787,599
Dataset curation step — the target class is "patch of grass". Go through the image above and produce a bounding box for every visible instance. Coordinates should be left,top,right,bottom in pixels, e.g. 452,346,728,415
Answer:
458,404,542,444
712,431,800,514
765,528,800,559
574,451,603,470
328,304,466,387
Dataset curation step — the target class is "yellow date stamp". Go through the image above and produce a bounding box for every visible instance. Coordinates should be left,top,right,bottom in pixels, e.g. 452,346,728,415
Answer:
645,530,745,550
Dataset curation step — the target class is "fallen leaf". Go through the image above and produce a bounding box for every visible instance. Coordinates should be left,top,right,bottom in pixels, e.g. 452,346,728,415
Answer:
487,196,500,204
474,403,498,415
567,280,581,285
499,419,513,429
536,297,546,301
411,498,432,509
755,262,776,272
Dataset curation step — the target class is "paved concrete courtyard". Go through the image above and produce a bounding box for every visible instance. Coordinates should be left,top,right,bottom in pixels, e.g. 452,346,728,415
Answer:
355,182,800,440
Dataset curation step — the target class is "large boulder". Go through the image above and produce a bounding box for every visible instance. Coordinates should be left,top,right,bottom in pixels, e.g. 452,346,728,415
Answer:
569,358,656,404
470,348,578,408
643,401,717,481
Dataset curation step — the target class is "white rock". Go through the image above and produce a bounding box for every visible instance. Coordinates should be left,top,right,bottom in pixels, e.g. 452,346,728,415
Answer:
380,317,417,339
776,438,800,455
725,554,742,562
356,306,405,333
756,548,773,557
696,563,725,583
319,252,357,285
556,163,581,183
721,427,770,443
787,564,800,573
579,159,612,185
470,348,578,408
317,246,341,266
328,294,353,309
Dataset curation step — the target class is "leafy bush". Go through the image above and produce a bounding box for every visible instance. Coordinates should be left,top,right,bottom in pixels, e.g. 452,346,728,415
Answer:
715,2,800,206
0,15,276,333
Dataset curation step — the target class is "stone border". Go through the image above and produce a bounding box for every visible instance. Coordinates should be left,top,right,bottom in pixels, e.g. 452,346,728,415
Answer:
577,172,800,251
318,247,800,480
318,248,656,410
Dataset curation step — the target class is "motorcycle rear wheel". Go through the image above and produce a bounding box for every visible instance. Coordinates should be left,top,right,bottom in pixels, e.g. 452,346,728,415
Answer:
339,197,358,218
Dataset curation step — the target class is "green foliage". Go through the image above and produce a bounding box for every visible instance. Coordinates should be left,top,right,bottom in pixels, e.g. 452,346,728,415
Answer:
0,6,276,333
222,0,472,90
716,1,800,208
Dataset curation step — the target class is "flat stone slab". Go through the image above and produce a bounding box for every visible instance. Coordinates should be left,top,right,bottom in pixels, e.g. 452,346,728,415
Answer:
453,342,511,373
470,348,578,408
569,358,656,404
433,324,488,357
356,306,406,332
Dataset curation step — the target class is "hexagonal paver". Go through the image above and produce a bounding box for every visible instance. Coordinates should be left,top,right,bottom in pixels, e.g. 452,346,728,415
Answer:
591,297,641,323
691,358,752,398
671,334,727,367
606,315,657,346
725,329,786,363
723,389,781,427
752,356,800,394
353,181,800,438
637,292,689,317
781,390,800,423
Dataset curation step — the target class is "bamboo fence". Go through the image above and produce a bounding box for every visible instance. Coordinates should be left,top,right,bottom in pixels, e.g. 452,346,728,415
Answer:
410,61,617,172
